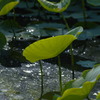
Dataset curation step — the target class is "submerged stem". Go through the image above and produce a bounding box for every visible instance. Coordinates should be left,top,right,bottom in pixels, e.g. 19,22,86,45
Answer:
60,13,75,79
58,55,62,93
39,60,44,100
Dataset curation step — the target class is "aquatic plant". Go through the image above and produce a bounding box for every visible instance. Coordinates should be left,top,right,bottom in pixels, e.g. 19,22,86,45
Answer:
0,0,19,49
41,64,100,100
37,0,70,13
0,0,19,16
23,26,83,99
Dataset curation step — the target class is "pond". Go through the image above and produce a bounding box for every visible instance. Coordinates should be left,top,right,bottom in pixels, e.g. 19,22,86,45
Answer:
0,0,100,100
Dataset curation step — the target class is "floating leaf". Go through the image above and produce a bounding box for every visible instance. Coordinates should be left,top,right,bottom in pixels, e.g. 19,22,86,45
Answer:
0,32,6,49
0,0,19,16
87,0,100,6
37,0,70,13
76,60,97,68
23,35,76,63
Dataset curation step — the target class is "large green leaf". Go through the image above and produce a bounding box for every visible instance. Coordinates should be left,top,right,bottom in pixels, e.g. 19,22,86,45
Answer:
62,64,100,92
58,64,100,100
0,32,6,49
87,0,100,6
23,26,83,63
57,82,95,100
23,35,76,63
37,0,70,13
0,0,19,16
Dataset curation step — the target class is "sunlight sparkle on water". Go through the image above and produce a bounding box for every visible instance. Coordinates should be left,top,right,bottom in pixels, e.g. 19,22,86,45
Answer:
23,70,33,73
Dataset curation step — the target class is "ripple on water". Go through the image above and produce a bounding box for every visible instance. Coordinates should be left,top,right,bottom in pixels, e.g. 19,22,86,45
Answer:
0,61,85,100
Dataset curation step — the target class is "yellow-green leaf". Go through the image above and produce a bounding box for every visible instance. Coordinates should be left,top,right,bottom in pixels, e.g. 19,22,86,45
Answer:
37,0,70,13
62,64,100,95
0,0,19,16
67,26,83,38
23,35,76,63
96,93,100,100
57,82,95,100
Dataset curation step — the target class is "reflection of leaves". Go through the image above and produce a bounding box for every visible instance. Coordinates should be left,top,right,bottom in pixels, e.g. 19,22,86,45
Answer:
0,32,6,50
0,19,21,32
0,19,21,40
76,60,97,68
0,49,26,67
78,26,100,40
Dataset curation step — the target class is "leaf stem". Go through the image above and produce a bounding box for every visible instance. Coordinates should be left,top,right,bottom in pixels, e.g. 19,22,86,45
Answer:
60,13,70,31
81,0,87,27
58,55,62,93
60,13,75,79
39,60,44,100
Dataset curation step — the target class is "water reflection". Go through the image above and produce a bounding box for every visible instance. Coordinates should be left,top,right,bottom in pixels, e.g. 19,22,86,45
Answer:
0,61,82,100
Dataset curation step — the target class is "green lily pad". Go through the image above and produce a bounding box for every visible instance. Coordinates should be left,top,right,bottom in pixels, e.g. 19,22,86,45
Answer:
87,0,100,6
76,60,97,68
37,0,70,13
0,0,19,16
23,35,76,63
0,32,6,49
23,26,83,63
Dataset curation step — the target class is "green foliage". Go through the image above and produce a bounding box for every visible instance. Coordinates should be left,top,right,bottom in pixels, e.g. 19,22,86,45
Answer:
23,35,76,63
59,64,100,100
0,32,6,50
87,0,100,6
58,82,94,100
23,26,83,63
67,26,83,38
41,91,60,100
0,0,19,16
96,93,100,100
37,0,70,13
63,64,100,92
39,64,100,100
